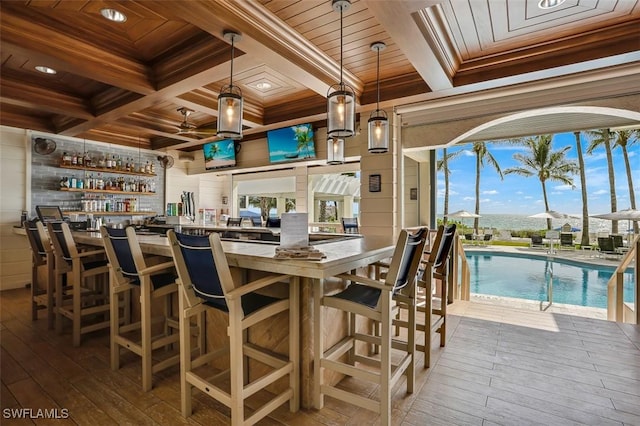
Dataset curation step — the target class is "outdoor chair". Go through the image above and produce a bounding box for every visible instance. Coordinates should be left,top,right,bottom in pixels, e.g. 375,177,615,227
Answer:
314,228,428,425
101,226,190,392
24,219,55,327
48,221,110,346
610,234,624,249
559,233,575,250
597,237,621,258
168,231,299,424
530,235,544,249
249,216,262,227
341,217,359,233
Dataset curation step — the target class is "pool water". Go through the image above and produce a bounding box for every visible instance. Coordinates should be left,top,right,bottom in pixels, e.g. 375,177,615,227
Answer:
465,252,635,309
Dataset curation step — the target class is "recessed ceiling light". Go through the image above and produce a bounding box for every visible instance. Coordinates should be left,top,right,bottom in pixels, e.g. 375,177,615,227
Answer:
100,8,127,23
538,0,566,9
254,81,273,90
35,65,57,74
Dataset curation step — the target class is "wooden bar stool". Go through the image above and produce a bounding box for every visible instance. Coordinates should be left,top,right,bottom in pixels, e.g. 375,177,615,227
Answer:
24,219,54,328
168,230,299,425
101,226,187,391
313,228,427,425
48,221,110,346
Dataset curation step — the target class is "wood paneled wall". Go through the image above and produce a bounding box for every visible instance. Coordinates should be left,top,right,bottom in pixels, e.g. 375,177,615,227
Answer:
0,126,30,290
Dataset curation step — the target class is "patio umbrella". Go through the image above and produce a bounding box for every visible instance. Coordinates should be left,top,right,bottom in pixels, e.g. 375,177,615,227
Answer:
445,210,481,230
528,210,580,219
591,208,640,240
446,210,481,219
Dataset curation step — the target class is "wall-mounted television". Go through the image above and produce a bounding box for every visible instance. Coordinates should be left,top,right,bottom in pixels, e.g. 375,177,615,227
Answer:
266,123,316,163
203,139,236,170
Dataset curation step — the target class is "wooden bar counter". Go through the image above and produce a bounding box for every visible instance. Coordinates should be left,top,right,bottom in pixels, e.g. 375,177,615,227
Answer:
69,231,395,407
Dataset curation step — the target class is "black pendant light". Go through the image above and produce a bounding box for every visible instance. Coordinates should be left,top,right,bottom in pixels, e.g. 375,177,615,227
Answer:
368,41,388,153
217,31,243,139
327,0,355,138
326,137,345,165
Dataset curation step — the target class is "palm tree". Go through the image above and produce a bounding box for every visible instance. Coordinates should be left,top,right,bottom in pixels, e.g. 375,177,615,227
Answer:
586,129,618,233
504,134,579,230
470,142,503,233
437,148,462,224
574,132,590,246
612,129,638,233
248,196,276,221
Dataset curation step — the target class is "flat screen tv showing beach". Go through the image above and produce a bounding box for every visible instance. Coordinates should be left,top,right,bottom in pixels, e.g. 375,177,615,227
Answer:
203,140,236,170
267,123,316,163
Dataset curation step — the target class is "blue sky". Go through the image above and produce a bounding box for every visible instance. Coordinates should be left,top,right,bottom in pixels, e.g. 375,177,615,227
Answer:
437,131,640,216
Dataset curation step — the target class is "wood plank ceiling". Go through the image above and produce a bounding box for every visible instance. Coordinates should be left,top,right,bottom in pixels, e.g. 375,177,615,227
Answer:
1,0,639,152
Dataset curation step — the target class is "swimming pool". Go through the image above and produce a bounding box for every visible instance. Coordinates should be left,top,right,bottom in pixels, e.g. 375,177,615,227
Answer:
465,251,635,309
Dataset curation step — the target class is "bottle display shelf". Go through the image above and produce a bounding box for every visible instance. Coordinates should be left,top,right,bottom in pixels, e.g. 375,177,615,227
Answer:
59,188,156,196
59,164,156,177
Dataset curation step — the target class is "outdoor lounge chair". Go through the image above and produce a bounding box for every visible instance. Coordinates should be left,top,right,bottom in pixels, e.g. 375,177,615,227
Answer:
610,234,624,249
597,237,621,258
530,235,544,249
559,232,575,250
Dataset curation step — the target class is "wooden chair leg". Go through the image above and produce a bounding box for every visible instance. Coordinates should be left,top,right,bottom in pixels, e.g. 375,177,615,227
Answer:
141,280,153,392
55,271,64,335
380,294,392,425
407,297,416,393
313,278,324,410
229,301,244,426
289,276,300,412
47,258,55,330
31,264,38,321
178,292,192,417
110,275,120,371
72,267,82,347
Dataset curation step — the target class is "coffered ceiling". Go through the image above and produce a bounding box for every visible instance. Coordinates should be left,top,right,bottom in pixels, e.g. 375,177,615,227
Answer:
1,0,639,152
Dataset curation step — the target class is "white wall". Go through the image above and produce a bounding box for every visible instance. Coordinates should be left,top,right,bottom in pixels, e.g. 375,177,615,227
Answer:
0,127,31,290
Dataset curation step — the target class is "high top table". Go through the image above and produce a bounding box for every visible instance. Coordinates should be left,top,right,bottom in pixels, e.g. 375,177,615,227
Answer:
71,231,395,407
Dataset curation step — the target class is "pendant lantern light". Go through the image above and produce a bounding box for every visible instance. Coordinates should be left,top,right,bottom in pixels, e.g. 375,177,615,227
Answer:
368,41,388,153
217,31,243,139
327,0,355,138
327,137,345,165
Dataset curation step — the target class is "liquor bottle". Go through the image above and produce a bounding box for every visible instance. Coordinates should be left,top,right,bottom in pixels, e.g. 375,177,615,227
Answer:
150,162,155,174
71,152,78,166
116,155,122,170
70,175,77,188
77,152,84,166
62,152,71,166
84,152,91,167
145,161,150,174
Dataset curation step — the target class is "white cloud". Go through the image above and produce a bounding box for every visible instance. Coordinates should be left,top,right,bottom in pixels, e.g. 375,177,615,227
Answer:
463,196,474,201
482,190,498,195
516,191,524,195
554,184,574,191
524,195,533,199
592,189,608,195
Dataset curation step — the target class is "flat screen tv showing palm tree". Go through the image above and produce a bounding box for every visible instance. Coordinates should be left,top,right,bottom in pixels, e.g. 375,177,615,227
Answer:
203,139,236,170
267,123,316,163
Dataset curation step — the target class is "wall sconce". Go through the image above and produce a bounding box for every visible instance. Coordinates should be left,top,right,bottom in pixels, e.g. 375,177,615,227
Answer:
222,196,228,205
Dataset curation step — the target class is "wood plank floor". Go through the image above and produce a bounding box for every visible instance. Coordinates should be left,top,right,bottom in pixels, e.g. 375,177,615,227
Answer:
1,287,639,425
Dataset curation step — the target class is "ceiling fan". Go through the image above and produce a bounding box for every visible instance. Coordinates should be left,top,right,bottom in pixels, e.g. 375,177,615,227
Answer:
175,107,217,136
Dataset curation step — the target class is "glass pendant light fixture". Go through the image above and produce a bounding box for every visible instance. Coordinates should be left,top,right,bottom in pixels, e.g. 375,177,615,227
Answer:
368,41,388,153
327,137,345,165
327,0,355,138
217,31,243,139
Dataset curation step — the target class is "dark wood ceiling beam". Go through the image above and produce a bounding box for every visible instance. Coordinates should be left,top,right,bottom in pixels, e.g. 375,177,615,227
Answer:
0,7,154,94
0,76,93,119
454,21,640,86
360,72,430,105
80,129,152,149
115,116,201,143
58,54,262,137
0,108,54,133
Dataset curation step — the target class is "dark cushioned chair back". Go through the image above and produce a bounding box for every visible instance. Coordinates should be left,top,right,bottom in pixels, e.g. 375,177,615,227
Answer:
174,233,226,306
434,224,456,271
250,216,262,226
227,217,242,227
393,227,429,292
342,217,359,234
25,219,46,256
104,227,138,276
49,221,72,261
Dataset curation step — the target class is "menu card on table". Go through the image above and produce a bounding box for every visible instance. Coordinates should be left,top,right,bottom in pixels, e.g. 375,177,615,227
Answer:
280,213,309,248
